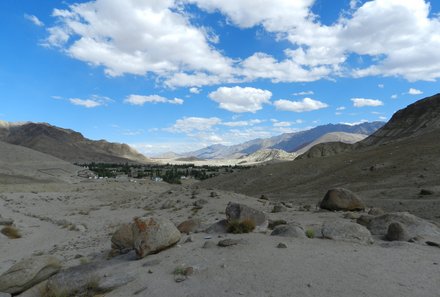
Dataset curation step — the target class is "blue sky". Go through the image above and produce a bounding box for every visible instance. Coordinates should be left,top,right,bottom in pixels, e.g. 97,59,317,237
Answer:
1,0,439,155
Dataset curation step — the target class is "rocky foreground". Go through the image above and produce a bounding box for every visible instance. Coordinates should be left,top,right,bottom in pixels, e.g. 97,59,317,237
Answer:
1,179,440,297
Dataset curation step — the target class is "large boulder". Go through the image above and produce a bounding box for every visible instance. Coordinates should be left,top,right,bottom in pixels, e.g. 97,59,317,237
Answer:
177,219,202,234
386,222,410,242
225,202,268,229
204,219,228,234
319,188,365,211
132,216,181,259
110,223,133,256
322,220,373,244
358,212,440,239
271,223,306,238
0,255,61,294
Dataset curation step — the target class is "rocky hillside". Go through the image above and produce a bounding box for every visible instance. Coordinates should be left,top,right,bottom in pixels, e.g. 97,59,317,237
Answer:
294,132,367,155
0,122,150,164
237,149,298,164
361,93,440,146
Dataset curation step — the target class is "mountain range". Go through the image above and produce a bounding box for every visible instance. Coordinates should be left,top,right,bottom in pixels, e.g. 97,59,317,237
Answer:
0,121,150,164
180,122,383,159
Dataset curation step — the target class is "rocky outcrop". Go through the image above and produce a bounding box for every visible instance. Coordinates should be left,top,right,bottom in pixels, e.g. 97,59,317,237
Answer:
319,188,365,211
0,255,61,294
322,221,373,244
110,223,133,256
225,202,268,229
132,216,181,259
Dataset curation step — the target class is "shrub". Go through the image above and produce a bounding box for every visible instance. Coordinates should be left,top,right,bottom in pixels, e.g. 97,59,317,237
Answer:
1,226,21,239
305,229,315,239
227,219,256,234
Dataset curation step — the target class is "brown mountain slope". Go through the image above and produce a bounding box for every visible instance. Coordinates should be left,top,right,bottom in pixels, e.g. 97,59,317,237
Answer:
201,94,440,222
0,122,150,164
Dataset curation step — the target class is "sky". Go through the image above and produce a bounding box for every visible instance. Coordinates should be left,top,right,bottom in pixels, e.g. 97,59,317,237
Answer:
1,0,440,156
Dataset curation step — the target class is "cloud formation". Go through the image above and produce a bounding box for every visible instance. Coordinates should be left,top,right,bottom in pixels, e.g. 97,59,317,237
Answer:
408,88,423,95
125,95,183,106
68,95,112,108
274,98,328,112
209,86,272,113
351,98,384,107
24,14,44,27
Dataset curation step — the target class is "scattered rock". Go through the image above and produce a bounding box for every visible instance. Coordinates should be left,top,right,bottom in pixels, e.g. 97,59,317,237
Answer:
420,189,434,195
177,218,202,234
194,199,208,207
368,208,385,216
225,202,268,229
210,191,218,198
0,218,13,226
218,239,240,247
268,219,287,230
277,243,287,248
202,241,217,249
386,222,410,241
184,236,193,243
271,223,306,238
110,223,133,256
204,219,228,234
271,203,288,213
359,212,440,239
319,188,365,211
0,255,61,294
132,216,181,259
426,241,440,248
161,200,176,210
322,220,373,244
343,212,362,220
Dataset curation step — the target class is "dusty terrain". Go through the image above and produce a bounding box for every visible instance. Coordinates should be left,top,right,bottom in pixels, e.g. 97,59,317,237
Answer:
1,175,440,297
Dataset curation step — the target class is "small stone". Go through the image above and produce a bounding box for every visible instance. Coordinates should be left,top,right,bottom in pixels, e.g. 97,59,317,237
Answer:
184,236,193,243
202,241,216,249
272,203,287,213
277,243,287,248
218,239,240,247
174,275,186,282
386,222,410,241
420,189,434,195
368,208,385,216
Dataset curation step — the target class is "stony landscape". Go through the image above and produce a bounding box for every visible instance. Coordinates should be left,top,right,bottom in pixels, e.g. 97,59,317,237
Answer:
1,94,440,297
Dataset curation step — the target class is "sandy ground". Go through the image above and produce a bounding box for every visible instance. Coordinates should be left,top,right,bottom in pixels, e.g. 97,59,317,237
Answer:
1,177,440,297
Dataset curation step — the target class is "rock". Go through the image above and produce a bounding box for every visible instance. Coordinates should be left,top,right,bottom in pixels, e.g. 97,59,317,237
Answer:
177,219,202,234
209,191,218,198
343,212,362,220
268,219,287,230
386,222,410,241
319,188,365,211
0,218,13,226
420,189,434,195
277,243,287,248
368,208,385,216
322,220,373,244
360,212,440,239
184,236,193,243
225,202,268,229
132,216,181,259
110,223,133,256
193,199,208,207
271,223,306,238
161,200,176,210
0,255,61,294
271,203,287,213
202,241,217,249
218,239,240,247
0,293,11,297
204,219,228,234
46,262,135,296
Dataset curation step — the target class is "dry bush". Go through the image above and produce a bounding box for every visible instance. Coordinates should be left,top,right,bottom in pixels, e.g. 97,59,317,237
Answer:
227,219,256,234
1,225,22,239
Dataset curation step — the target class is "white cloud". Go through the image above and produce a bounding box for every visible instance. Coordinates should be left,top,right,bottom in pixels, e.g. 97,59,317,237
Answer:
408,88,423,95
274,98,328,112
166,117,221,133
378,84,384,88
391,94,398,99
273,121,291,127
209,86,272,113
293,91,314,96
46,0,232,79
125,95,183,106
336,106,346,111
24,14,44,27
189,87,201,94
222,119,263,127
351,98,384,107
340,119,368,126
68,95,112,108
